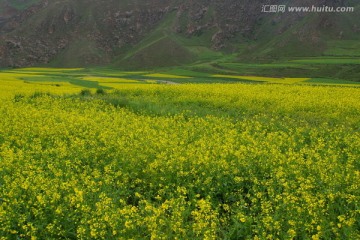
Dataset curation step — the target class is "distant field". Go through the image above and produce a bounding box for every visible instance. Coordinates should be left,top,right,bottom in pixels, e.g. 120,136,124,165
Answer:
200,56,360,83
290,58,360,65
1,66,359,96
212,75,311,84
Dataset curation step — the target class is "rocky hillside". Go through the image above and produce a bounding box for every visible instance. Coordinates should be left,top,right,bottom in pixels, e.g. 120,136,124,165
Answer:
0,0,359,68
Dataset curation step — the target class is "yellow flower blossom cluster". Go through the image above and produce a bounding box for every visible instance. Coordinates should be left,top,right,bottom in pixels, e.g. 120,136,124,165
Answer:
0,82,359,239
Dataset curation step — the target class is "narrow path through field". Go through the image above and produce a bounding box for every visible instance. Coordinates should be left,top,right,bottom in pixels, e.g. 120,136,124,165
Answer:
139,79,181,85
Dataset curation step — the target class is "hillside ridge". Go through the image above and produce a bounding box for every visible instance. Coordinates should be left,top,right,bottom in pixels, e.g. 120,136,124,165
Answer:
0,0,359,68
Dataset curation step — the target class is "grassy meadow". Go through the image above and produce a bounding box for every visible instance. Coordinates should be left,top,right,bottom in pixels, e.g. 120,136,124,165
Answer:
0,67,359,239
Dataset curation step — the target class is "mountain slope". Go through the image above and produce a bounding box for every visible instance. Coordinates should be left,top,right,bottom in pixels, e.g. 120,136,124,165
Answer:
0,0,359,68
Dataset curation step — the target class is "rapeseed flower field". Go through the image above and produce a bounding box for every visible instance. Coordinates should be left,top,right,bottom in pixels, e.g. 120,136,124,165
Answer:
0,72,359,239
212,75,311,84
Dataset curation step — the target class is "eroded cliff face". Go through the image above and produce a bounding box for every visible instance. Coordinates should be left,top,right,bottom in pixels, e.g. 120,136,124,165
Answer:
0,2,20,31
0,0,267,67
0,0,358,67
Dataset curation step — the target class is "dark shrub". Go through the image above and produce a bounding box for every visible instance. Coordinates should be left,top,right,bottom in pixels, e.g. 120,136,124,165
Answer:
80,89,92,96
96,88,106,95
13,94,25,102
